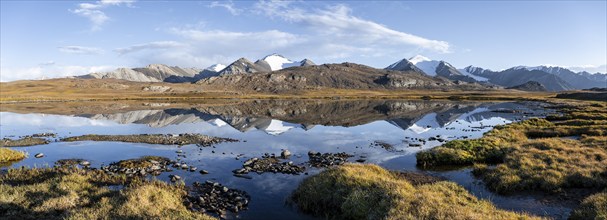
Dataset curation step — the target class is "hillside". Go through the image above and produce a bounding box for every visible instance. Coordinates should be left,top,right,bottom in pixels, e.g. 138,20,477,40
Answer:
506,81,547,91
198,62,489,93
466,67,574,91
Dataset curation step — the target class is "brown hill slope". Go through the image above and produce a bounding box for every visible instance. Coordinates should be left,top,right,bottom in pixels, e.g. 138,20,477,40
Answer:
197,63,489,92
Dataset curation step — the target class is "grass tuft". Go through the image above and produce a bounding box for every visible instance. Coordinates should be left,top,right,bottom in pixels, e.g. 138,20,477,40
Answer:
569,192,607,220
0,147,26,164
291,163,541,220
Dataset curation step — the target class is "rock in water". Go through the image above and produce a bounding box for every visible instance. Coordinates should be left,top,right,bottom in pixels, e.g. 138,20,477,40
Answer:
281,149,292,158
170,175,181,182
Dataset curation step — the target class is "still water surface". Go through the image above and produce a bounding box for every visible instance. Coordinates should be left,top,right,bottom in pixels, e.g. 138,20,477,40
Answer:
0,100,570,219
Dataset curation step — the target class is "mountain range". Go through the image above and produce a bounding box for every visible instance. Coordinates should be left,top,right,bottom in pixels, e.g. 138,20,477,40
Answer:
76,53,606,91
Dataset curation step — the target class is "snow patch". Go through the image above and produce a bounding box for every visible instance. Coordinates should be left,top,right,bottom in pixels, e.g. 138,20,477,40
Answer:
412,60,440,76
205,64,226,72
263,119,299,135
262,54,300,71
408,113,440,134
409,55,432,65
209,118,227,127
458,68,489,81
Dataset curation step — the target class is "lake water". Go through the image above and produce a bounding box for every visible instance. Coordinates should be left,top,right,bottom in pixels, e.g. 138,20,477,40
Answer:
0,100,571,219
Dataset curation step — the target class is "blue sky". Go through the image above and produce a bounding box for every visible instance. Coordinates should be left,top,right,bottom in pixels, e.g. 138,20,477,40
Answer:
1,0,606,81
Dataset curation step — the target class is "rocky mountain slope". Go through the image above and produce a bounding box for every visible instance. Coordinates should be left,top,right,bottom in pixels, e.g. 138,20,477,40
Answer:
506,81,547,91
78,54,314,83
386,55,486,83
217,54,314,75
73,53,604,92
462,66,574,91
198,62,487,93
79,64,203,83
217,58,271,75
462,65,606,91
514,66,606,89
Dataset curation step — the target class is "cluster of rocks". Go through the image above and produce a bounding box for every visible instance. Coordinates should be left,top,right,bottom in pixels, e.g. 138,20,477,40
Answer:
170,160,208,174
372,141,395,151
100,157,172,177
307,151,353,168
60,133,238,147
405,137,427,147
428,136,447,142
186,181,250,215
31,133,57,138
232,152,306,175
55,159,91,168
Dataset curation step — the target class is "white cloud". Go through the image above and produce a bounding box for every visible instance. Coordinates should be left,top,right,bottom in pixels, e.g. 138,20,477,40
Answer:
70,0,135,31
209,1,242,15
1,65,115,82
58,46,104,55
114,41,185,55
568,64,607,74
254,1,450,53
112,28,303,67
110,2,451,68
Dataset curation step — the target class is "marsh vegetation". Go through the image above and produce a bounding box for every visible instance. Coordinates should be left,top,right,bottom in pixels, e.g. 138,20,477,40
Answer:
0,167,215,219
291,164,540,219
417,100,607,219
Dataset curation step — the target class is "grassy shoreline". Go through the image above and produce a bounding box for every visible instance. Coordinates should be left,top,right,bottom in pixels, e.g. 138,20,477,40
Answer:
0,167,215,219
415,99,607,219
417,101,607,194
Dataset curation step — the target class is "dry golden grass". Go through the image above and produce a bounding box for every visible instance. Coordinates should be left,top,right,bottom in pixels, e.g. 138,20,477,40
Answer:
291,163,541,220
0,147,26,163
569,192,607,220
0,78,555,103
0,167,214,220
418,101,607,196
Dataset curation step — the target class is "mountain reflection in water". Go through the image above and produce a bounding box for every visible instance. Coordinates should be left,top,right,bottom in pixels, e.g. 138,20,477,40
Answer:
66,100,548,135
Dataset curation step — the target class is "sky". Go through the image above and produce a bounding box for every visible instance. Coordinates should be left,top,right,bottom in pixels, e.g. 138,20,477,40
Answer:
1,0,606,81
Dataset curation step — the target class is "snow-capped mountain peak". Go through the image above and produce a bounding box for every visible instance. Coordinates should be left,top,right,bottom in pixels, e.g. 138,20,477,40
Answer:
205,64,226,72
261,53,300,71
408,55,432,65
407,55,439,76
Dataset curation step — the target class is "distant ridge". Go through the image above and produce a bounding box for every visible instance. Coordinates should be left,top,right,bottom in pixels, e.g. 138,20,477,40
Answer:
72,53,605,91
506,81,547,91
